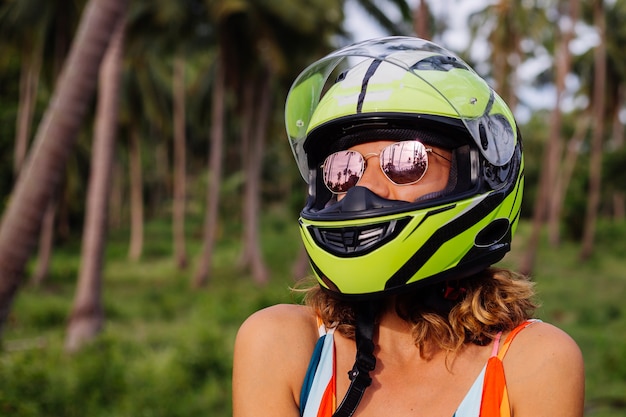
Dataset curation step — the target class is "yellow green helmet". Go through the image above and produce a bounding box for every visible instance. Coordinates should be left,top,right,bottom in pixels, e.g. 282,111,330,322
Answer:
285,37,523,299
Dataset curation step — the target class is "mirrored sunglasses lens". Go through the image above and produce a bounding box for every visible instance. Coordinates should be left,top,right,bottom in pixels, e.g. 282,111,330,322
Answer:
323,151,364,193
380,141,428,185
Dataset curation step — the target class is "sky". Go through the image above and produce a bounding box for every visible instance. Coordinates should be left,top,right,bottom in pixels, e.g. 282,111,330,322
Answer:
344,0,485,50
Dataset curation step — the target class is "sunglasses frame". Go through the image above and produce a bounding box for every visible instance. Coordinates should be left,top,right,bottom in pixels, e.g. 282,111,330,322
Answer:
321,141,447,195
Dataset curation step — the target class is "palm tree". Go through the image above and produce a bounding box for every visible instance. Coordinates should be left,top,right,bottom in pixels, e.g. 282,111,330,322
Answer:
65,14,127,352
239,68,273,284
609,85,625,220
521,0,581,274
0,0,83,286
33,1,85,286
124,0,212,269
0,0,129,339
546,0,626,241
123,1,174,261
413,0,430,39
602,0,626,221
580,0,607,260
545,0,581,246
0,0,48,175
127,125,144,261
172,53,188,269
193,54,224,288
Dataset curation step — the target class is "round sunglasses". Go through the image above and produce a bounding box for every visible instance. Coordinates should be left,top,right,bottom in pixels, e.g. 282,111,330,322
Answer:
321,141,450,194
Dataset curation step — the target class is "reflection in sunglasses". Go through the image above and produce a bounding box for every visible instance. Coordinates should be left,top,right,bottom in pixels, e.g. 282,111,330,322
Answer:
322,141,435,194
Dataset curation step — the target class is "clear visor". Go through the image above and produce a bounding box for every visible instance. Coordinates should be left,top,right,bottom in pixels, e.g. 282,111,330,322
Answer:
285,36,517,182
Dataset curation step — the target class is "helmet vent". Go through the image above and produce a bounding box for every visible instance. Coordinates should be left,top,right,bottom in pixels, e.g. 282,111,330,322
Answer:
475,218,511,248
311,217,411,257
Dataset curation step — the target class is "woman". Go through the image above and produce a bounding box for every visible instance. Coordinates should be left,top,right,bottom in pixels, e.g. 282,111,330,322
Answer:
233,37,584,417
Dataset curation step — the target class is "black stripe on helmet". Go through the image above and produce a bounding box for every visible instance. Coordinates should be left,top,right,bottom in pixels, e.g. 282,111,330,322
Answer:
356,59,383,113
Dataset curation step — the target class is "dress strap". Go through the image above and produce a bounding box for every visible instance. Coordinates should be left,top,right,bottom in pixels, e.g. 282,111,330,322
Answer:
496,319,540,360
316,316,327,337
316,316,337,337
478,320,540,417
301,317,337,416
490,331,503,357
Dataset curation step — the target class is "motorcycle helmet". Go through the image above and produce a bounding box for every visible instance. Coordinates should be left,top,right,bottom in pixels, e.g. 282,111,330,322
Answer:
285,36,523,300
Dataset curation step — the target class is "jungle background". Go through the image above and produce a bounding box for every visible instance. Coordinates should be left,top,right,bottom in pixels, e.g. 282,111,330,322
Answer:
1,0,625,416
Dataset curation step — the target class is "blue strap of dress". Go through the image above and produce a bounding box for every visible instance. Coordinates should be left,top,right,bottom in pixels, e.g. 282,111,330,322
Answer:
300,335,327,416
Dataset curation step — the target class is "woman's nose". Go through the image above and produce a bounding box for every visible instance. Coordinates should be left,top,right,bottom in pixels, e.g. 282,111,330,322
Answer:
357,157,391,198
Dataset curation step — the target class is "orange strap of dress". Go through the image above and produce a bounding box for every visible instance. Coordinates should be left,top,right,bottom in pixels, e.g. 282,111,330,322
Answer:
478,320,539,417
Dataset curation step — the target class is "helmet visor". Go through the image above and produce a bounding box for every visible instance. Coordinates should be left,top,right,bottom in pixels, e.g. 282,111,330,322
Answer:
285,36,517,182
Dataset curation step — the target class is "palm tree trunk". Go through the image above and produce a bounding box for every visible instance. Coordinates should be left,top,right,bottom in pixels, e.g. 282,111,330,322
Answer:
413,0,430,39
14,43,43,175
128,126,144,261
154,128,171,213
0,0,128,339
109,159,123,230
519,0,579,274
489,0,521,110
31,201,58,286
237,78,255,269
193,60,226,288
172,54,188,269
65,14,126,352
16,34,56,288
549,114,589,242
610,84,625,221
241,72,271,285
546,0,579,247
580,0,606,260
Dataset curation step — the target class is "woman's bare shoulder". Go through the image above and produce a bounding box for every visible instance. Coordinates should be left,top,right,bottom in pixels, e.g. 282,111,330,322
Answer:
505,321,585,417
507,320,583,362
235,303,320,365
233,304,319,417
237,303,318,341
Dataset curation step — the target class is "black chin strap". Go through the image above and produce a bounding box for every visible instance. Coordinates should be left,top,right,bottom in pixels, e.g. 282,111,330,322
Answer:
332,303,378,417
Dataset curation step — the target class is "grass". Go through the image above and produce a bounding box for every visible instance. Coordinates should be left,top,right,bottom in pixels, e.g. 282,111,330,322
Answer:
1,210,626,416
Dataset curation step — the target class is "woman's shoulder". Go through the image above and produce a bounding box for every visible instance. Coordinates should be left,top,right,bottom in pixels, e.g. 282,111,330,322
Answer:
242,302,316,330
233,304,320,417
236,304,319,359
506,320,582,361
238,303,318,337
236,303,321,356
504,321,585,416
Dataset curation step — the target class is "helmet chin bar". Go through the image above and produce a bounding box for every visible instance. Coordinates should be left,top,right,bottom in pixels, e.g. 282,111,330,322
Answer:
305,187,413,256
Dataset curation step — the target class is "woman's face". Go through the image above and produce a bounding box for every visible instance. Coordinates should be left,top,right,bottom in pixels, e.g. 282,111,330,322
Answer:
336,140,452,203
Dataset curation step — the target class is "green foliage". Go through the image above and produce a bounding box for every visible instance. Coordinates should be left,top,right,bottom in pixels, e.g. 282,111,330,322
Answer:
604,146,626,194
516,114,548,219
3,213,626,416
561,160,590,240
2,212,297,417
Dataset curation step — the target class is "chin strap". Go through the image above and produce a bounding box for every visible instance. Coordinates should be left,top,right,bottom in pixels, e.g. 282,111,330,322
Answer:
332,302,378,417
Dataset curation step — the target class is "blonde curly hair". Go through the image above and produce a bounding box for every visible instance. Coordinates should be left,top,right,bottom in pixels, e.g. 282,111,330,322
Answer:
300,267,537,359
